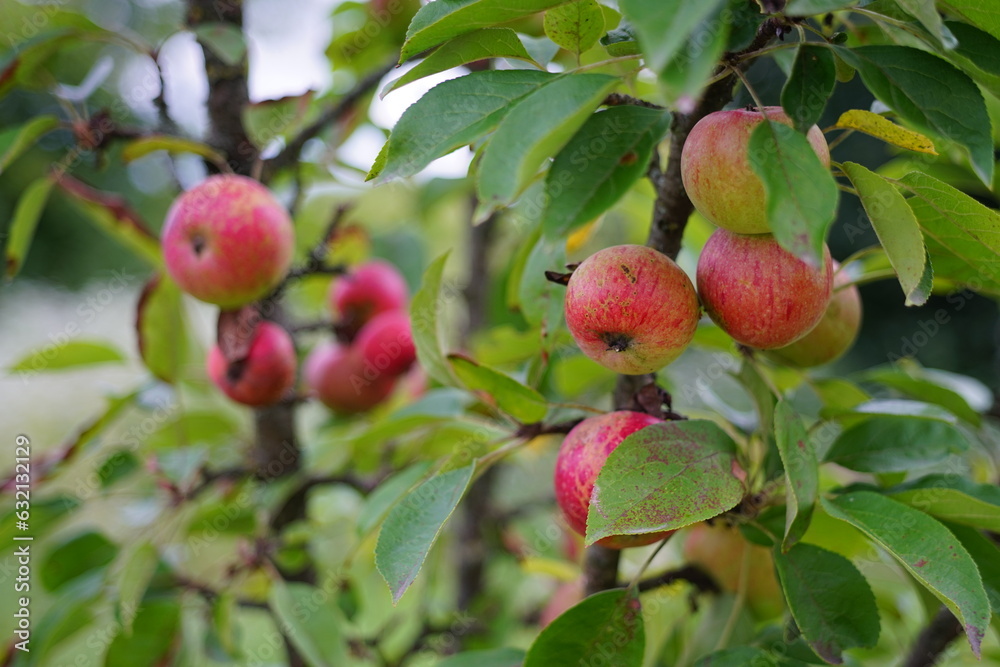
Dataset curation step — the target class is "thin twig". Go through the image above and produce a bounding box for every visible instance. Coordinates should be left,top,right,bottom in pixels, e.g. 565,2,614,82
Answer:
635,564,720,594
262,60,398,180
902,607,962,667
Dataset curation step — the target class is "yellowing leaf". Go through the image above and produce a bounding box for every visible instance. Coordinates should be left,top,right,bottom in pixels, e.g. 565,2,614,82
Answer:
565,218,599,255
834,109,937,155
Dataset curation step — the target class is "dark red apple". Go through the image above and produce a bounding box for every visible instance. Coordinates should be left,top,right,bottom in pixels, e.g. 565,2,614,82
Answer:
554,411,674,549
206,321,296,406
303,341,396,414
696,229,832,350
329,260,408,335
355,311,416,377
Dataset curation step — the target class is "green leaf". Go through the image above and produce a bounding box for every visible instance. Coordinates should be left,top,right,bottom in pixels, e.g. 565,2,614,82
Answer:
517,231,566,341
893,0,957,48
773,542,880,663
478,73,618,206
836,45,994,187
8,339,125,374
382,29,536,98
887,474,1000,532
524,588,644,667
939,0,1000,42
841,162,930,306
822,491,990,657
863,365,982,426
944,522,1000,613
29,577,101,666
207,591,242,660
600,21,640,57
55,175,162,266
375,464,475,604
587,420,743,545
0,115,59,175
895,171,1000,297
785,0,859,13
747,120,839,267
410,251,458,387
374,70,552,181
357,461,434,536
268,580,350,667
824,415,969,472
781,44,836,133
619,0,724,73
116,542,159,633
4,176,53,279
192,22,247,65
543,106,670,238
775,401,817,551
543,0,605,55
694,648,777,666
438,648,527,667
40,531,117,591
135,274,189,384
944,21,1000,99
121,134,227,166
0,495,78,546
401,0,570,62
657,8,730,106
104,598,181,667
449,354,548,422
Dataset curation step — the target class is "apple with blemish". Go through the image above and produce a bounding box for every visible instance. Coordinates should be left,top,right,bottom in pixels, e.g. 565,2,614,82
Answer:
696,229,833,349
680,106,831,235
162,174,294,308
304,341,396,414
206,321,297,406
329,260,409,336
765,261,862,367
564,245,701,375
554,410,674,549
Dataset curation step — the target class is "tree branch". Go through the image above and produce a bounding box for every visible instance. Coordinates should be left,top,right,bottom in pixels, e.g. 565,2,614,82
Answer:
583,544,621,597
262,60,397,181
902,607,962,667
635,564,720,594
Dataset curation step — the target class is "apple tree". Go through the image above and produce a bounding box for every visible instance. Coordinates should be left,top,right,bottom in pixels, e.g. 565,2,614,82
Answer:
2,0,1000,665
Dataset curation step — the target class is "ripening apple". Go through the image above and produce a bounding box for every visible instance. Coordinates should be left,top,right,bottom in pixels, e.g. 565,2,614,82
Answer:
554,411,674,549
696,229,832,349
162,174,294,308
765,261,862,367
355,311,416,377
683,522,783,619
206,321,297,406
329,260,408,335
564,245,701,375
680,106,831,235
304,341,396,414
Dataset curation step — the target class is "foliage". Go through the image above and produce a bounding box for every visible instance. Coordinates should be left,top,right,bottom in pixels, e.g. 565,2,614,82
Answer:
1,0,999,666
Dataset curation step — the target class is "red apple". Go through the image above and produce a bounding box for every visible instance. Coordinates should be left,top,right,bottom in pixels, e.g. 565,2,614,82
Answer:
329,260,408,335
304,341,396,414
356,311,416,377
564,245,700,375
765,261,862,367
696,229,832,350
681,106,830,235
554,411,673,549
162,175,294,308
683,522,784,619
206,321,296,406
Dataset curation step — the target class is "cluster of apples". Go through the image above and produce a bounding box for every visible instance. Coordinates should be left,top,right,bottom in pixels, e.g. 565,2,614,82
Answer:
553,107,863,551
304,261,417,414
160,174,415,413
